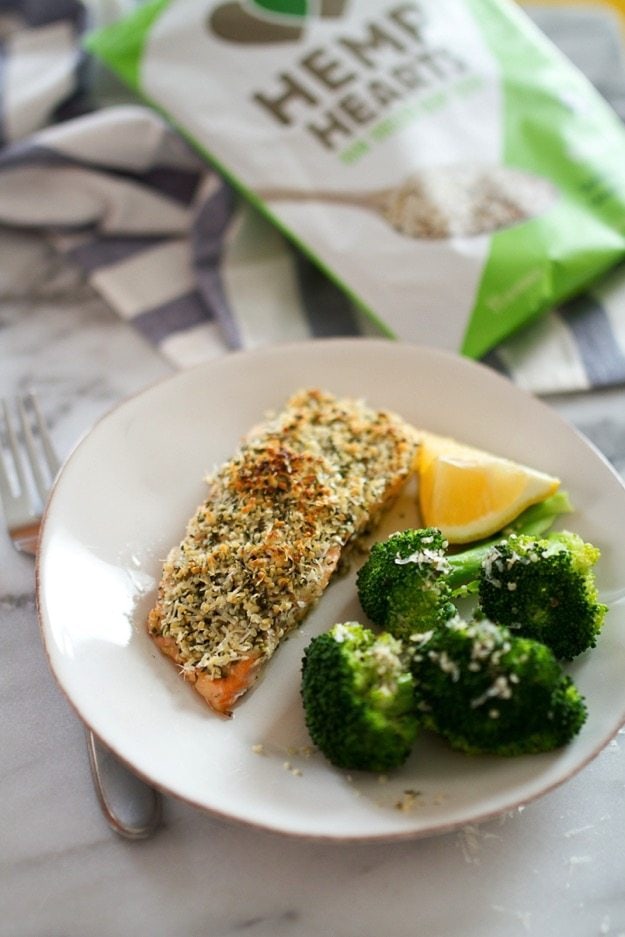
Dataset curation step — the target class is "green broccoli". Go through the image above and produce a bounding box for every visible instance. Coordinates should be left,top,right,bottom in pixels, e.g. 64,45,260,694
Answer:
444,490,575,593
410,615,587,756
356,492,574,638
356,527,456,639
300,622,420,772
478,531,607,660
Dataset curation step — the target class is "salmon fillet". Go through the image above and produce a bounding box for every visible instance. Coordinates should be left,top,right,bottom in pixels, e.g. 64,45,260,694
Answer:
147,388,419,715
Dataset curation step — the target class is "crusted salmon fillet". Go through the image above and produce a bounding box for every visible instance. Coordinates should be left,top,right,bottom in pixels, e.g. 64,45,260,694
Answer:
147,388,419,715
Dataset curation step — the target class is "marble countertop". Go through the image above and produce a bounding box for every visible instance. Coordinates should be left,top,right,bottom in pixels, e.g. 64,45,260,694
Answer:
2,228,625,937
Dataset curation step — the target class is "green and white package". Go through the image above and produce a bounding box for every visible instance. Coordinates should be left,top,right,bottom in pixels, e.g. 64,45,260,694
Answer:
87,0,625,357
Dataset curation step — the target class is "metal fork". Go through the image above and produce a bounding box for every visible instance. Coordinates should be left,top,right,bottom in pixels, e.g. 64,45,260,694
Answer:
0,392,163,840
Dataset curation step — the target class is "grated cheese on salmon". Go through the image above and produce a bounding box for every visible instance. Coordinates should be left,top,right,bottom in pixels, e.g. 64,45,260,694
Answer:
147,388,419,714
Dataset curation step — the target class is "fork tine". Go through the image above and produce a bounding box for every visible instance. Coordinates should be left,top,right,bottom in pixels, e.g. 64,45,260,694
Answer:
1,398,30,498
0,402,17,506
18,397,49,504
29,392,61,476
18,393,60,503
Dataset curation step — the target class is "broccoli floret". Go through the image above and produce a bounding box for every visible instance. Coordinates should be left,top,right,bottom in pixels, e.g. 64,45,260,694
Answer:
356,494,574,639
356,528,456,639
301,622,420,772
478,531,607,660
445,490,575,594
411,616,587,756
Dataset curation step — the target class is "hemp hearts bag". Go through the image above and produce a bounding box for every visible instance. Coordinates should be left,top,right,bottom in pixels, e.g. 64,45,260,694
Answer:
88,0,625,357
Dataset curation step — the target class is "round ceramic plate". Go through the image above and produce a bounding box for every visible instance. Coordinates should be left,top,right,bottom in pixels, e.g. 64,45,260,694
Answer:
37,339,625,840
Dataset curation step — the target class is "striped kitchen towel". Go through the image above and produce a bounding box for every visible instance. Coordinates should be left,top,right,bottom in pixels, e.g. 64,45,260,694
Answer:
1,0,625,394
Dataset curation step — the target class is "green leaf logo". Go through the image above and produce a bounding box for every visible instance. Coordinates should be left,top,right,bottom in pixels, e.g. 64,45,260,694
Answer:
253,0,308,17
209,0,349,44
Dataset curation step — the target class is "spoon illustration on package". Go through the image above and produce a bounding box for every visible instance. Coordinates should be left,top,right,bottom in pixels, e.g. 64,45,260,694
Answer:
258,163,557,239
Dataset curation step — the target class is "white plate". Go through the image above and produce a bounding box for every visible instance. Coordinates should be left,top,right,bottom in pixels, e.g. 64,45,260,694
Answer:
37,339,625,840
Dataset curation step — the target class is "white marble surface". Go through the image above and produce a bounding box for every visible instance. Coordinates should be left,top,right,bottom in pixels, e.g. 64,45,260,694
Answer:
2,228,625,937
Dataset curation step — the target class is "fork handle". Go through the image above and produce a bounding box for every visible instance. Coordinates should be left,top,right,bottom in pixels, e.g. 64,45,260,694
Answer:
85,730,162,840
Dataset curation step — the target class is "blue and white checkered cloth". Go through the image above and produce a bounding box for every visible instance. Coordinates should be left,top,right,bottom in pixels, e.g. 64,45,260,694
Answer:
1,0,625,394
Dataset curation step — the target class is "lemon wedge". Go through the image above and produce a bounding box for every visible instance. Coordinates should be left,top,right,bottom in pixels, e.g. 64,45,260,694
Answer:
417,431,560,543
